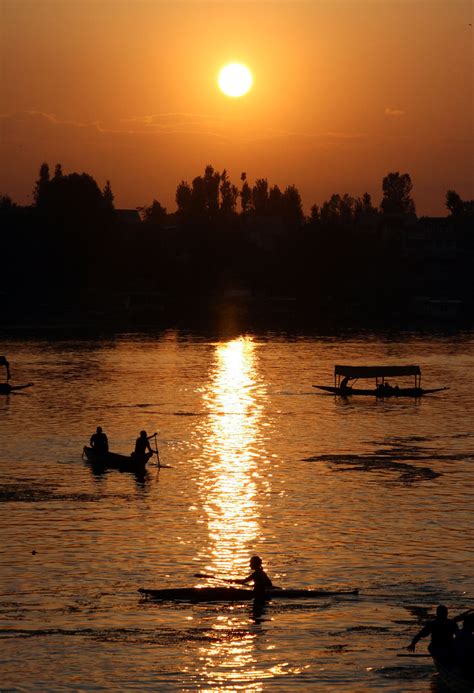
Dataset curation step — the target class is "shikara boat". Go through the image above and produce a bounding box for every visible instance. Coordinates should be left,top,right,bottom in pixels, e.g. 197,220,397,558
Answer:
314,365,448,398
83,446,153,470
433,657,474,693
0,382,34,394
138,586,359,602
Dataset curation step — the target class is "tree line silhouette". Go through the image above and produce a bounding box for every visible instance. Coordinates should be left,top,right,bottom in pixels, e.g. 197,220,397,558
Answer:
1,163,473,326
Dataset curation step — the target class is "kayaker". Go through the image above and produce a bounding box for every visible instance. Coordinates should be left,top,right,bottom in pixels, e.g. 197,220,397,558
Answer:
134,430,154,457
90,426,109,454
407,605,459,664
234,556,273,600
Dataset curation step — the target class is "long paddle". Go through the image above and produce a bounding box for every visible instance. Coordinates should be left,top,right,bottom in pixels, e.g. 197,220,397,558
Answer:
194,572,282,590
194,572,244,585
150,432,160,467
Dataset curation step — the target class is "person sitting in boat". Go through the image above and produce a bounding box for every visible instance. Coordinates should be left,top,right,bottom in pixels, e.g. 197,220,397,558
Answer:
339,376,351,394
234,556,273,600
90,426,109,454
134,430,154,457
407,605,459,664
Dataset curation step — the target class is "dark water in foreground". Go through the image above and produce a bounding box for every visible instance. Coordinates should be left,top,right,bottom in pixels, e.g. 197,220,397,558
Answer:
0,330,473,692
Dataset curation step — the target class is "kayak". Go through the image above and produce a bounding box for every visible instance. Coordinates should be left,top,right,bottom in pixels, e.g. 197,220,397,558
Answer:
138,586,359,602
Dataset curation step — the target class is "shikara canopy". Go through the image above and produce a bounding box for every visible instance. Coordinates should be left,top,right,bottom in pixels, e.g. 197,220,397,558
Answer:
335,365,421,378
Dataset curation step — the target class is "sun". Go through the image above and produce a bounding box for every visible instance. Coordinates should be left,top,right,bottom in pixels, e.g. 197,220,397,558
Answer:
218,63,253,98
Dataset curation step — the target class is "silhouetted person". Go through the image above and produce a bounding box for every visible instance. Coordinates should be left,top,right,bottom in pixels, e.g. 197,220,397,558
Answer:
234,556,273,600
134,430,153,457
0,356,11,381
340,376,351,394
90,426,109,454
407,605,459,664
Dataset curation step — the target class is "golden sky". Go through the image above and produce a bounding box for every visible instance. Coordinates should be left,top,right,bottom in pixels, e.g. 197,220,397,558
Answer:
1,0,472,215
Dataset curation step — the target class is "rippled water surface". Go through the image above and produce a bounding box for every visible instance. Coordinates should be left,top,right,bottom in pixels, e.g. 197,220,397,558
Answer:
1,330,473,692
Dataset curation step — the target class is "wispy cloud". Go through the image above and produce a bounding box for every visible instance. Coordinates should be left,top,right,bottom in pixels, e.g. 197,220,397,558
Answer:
0,110,104,139
0,110,368,149
384,107,406,117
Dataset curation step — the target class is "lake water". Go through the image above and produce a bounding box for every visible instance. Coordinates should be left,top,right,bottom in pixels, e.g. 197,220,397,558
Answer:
1,329,473,692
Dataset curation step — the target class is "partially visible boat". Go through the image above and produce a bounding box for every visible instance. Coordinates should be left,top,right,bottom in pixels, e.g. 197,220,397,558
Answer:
83,446,153,470
0,356,33,394
433,657,474,693
0,382,34,394
138,586,359,602
314,365,448,398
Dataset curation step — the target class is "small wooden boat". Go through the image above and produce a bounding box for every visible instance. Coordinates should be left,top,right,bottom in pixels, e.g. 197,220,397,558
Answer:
83,446,153,470
138,586,359,602
433,657,474,693
0,382,34,394
314,365,447,398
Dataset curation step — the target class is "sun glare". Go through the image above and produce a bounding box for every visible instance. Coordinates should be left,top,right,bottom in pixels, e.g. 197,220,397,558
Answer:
218,63,253,98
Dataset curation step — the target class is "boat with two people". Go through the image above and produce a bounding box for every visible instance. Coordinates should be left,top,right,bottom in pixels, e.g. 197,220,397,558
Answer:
83,429,166,471
314,364,448,398
0,356,33,394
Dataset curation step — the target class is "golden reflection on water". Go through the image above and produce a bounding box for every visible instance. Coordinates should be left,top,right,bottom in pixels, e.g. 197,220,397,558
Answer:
199,337,268,577
195,337,271,690
198,622,261,692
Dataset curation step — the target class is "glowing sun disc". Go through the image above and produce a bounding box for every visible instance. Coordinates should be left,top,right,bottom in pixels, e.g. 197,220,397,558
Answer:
218,63,253,97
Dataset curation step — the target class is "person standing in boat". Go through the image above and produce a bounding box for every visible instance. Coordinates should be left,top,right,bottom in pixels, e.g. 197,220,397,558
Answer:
134,430,154,457
90,426,109,454
407,605,459,664
0,356,11,381
234,556,273,600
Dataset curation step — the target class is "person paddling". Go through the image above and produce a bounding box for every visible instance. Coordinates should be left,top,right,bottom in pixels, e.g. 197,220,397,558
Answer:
134,430,154,457
234,556,273,600
0,356,11,381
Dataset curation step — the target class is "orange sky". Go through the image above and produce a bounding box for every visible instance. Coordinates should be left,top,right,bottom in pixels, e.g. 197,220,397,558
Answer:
1,0,473,215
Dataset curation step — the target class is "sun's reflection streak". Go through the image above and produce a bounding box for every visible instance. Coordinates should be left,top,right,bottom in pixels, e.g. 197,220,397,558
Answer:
198,337,269,576
192,337,273,689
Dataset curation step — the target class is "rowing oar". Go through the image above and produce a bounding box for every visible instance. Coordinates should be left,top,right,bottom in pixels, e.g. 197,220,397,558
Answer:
150,432,160,467
194,573,283,589
194,573,243,585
